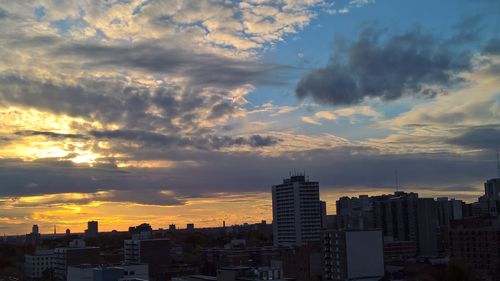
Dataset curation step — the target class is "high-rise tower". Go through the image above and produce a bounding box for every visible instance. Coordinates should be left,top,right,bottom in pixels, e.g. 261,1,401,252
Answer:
272,174,322,246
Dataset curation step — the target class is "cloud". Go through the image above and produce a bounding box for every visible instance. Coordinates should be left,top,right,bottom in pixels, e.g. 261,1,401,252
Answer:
54,43,292,88
16,129,281,150
448,125,500,150
484,38,500,55
295,27,472,105
0,189,183,208
0,74,249,133
301,106,381,125
302,116,322,125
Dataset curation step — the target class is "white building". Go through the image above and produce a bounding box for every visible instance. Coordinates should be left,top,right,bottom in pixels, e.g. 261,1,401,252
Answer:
322,229,384,281
67,263,149,281
272,174,322,246
25,250,55,279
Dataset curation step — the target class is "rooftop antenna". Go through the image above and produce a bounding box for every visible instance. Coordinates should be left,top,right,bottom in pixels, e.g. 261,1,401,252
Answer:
496,149,500,178
395,169,399,192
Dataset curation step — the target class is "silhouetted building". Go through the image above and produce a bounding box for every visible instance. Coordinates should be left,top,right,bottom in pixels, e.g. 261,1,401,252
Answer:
272,174,322,246
129,223,153,240
336,195,373,230
66,228,71,236
124,238,172,281
85,221,98,238
479,178,500,216
67,263,149,281
449,216,500,280
320,200,327,228
383,238,417,262
26,224,41,245
53,239,100,281
322,229,384,281
276,243,322,281
187,223,195,231
169,224,176,232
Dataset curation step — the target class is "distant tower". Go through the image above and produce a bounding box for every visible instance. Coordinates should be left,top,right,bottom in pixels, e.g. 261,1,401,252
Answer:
53,225,56,235
85,221,98,237
223,221,226,228
32,224,39,235
66,229,71,236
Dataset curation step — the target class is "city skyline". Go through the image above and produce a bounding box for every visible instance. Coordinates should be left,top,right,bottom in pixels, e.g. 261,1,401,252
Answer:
1,0,500,235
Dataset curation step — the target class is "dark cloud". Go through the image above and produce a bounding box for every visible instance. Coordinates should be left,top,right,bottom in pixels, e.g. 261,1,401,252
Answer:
0,147,494,202
295,27,472,105
0,189,183,207
447,15,483,45
448,125,500,150
483,38,500,55
54,43,291,88
0,74,243,133
0,8,8,20
15,129,280,150
15,130,86,139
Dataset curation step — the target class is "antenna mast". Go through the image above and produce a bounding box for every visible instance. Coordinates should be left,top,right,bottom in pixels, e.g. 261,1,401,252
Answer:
496,149,500,178
395,169,399,192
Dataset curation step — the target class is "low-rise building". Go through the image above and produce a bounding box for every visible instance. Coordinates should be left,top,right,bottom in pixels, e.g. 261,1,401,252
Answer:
322,229,384,281
25,250,55,279
54,239,100,281
449,216,500,280
67,263,149,281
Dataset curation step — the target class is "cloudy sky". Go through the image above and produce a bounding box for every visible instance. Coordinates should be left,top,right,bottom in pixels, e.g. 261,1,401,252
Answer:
1,0,499,235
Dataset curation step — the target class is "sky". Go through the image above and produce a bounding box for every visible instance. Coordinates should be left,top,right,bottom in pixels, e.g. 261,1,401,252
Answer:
0,0,500,235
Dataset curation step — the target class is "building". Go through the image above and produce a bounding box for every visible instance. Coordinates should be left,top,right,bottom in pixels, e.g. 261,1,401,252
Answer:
85,221,98,238
272,174,322,246
124,238,172,281
320,201,327,228
129,223,153,240
322,229,384,281
67,263,149,281
172,266,284,281
336,195,373,230
25,250,55,279
169,224,176,232
479,178,500,216
53,239,100,281
26,224,41,245
276,243,322,281
204,245,284,270
383,237,417,262
187,224,195,231
449,216,500,280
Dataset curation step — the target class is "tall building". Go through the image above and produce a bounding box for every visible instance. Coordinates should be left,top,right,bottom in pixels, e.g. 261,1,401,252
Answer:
272,174,322,246
26,224,41,245
322,229,384,281
479,178,500,216
85,221,98,238
336,195,373,230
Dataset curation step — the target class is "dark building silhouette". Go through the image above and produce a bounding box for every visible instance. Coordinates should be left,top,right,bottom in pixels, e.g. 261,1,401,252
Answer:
449,216,500,280
84,221,98,237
